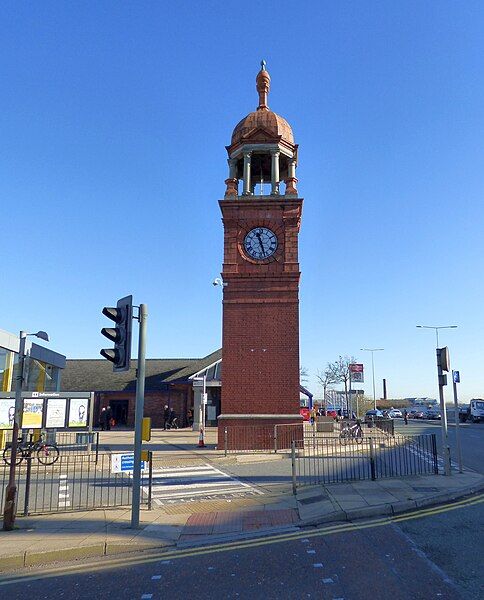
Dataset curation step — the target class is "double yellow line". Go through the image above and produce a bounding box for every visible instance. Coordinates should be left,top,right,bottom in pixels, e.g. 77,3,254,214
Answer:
1,493,482,586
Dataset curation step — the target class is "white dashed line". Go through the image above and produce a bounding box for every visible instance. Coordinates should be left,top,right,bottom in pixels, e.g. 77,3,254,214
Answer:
141,595,153,599
313,563,323,568
306,550,316,554
322,578,334,584
151,575,161,580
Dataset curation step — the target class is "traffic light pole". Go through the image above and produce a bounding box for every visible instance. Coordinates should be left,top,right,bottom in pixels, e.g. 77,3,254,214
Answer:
131,303,147,529
436,348,451,476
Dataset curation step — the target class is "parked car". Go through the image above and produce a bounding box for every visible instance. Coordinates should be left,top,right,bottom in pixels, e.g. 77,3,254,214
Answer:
325,409,338,419
413,410,427,419
365,409,384,419
426,408,442,420
408,408,425,419
388,409,403,418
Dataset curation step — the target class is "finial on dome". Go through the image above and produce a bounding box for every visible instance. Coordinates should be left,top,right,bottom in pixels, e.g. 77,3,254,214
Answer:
256,59,270,111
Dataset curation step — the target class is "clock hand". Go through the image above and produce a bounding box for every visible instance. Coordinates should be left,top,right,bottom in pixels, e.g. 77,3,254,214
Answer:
256,233,265,256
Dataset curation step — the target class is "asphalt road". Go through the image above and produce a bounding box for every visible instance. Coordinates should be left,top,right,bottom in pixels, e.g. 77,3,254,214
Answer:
1,496,482,600
394,418,483,474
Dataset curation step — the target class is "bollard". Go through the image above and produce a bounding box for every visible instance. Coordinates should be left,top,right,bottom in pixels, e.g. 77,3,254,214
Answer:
273,425,278,454
23,452,33,516
224,427,228,457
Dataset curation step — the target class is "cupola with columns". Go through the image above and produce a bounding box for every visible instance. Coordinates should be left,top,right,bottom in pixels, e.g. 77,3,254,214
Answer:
224,60,298,198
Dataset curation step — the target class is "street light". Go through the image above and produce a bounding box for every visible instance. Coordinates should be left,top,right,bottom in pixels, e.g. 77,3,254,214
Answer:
416,325,457,348
360,348,384,409
3,330,49,531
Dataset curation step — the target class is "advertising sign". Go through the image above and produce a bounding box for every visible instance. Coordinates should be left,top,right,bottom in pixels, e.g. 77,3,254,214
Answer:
349,363,364,383
0,399,16,429
22,398,44,428
68,399,88,427
45,398,67,428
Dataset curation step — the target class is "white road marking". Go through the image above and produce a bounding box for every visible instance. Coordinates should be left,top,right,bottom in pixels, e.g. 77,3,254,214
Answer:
313,563,323,568
307,550,316,554
151,575,161,580
141,463,263,504
141,595,153,599
322,578,334,584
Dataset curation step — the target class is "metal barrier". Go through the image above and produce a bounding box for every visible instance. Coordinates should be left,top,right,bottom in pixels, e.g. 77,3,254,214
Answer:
1,429,100,455
292,433,438,491
372,418,395,436
0,450,153,515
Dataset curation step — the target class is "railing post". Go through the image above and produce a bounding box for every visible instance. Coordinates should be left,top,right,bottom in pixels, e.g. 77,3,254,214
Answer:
431,433,439,475
369,438,376,480
23,453,32,516
273,425,277,454
95,432,99,464
148,451,153,510
224,427,228,457
291,440,297,495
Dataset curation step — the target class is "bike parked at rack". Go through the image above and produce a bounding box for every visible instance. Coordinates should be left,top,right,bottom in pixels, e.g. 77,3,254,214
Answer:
3,435,60,466
339,420,364,445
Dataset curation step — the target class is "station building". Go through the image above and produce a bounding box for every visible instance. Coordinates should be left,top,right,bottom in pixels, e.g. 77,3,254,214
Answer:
61,350,222,429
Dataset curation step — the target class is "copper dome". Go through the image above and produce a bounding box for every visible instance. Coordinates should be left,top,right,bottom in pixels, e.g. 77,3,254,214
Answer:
230,110,294,146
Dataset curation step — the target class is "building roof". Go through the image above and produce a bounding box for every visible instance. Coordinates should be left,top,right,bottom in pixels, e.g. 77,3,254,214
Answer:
61,349,222,392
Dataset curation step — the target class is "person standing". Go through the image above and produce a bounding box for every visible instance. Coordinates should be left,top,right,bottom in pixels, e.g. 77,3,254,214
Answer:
106,405,113,430
100,407,107,431
163,405,170,430
403,409,408,425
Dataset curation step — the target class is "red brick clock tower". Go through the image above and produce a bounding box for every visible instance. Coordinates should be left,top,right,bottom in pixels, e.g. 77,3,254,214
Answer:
218,61,303,447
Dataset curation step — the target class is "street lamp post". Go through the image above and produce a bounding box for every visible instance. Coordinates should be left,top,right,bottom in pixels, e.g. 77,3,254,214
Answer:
416,325,457,348
360,348,384,410
3,330,49,531
416,325,457,477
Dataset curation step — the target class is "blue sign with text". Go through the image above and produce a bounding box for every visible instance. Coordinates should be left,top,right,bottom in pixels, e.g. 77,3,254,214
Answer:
453,371,460,383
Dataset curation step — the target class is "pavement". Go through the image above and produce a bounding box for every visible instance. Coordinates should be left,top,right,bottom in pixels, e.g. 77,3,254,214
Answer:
1,427,483,572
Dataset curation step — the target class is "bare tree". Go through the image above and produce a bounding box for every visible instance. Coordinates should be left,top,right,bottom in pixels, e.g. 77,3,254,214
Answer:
326,355,357,413
316,366,339,414
299,366,309,386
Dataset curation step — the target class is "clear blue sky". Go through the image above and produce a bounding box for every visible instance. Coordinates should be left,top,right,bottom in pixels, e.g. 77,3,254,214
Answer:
2,1,483,401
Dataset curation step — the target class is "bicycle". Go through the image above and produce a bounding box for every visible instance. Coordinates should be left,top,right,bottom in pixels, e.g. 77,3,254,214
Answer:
3,434,60,466
339,420,364,445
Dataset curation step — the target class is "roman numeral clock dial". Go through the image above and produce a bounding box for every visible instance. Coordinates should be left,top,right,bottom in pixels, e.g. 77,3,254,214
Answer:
243,227,278,260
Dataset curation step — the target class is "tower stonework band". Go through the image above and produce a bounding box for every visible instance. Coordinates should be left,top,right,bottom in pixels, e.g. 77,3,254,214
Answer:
217,62,303,449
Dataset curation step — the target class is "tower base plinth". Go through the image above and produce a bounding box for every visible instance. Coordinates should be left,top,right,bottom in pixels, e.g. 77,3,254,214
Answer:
218,414,303,451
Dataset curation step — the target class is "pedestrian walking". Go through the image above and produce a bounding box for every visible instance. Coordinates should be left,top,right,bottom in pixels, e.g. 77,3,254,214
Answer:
403,409,408,425
169,407,176,427
106,405,113,430
163,405,170,430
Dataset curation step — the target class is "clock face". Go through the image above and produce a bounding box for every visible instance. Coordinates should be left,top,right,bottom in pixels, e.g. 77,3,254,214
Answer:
243,227,278,260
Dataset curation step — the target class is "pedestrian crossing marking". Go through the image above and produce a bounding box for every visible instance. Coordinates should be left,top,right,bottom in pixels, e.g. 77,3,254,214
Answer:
141,463,263,505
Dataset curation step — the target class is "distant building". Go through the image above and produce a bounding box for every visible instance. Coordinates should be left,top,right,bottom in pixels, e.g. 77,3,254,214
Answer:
0,328,66,392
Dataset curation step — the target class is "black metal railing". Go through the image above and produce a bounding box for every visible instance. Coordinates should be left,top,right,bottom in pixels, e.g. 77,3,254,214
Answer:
0,450,153,516
372,417,395,436
292,433,438,490
1,429,100,455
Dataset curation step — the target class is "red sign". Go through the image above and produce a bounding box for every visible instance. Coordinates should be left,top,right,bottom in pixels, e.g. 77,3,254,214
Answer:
349,364,363,373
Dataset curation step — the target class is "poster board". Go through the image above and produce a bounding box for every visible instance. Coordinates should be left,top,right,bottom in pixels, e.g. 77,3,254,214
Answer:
0,398,16,429
45,398,67,428
68,398,88,427
22,398,44,428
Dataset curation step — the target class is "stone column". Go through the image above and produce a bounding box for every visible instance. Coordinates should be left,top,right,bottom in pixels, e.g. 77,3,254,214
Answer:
285,158,298,195
228,158,237,179
243,151,252,195
271,149,280,195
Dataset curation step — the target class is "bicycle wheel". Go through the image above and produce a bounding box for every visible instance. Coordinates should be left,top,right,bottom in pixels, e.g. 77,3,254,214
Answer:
37,444,59,465
339,429,350,446
354,428,364,444
2,446,24,466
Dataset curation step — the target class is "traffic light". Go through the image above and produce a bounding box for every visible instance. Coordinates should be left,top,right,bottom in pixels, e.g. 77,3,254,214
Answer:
437,346,450,372
100,295,133,372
